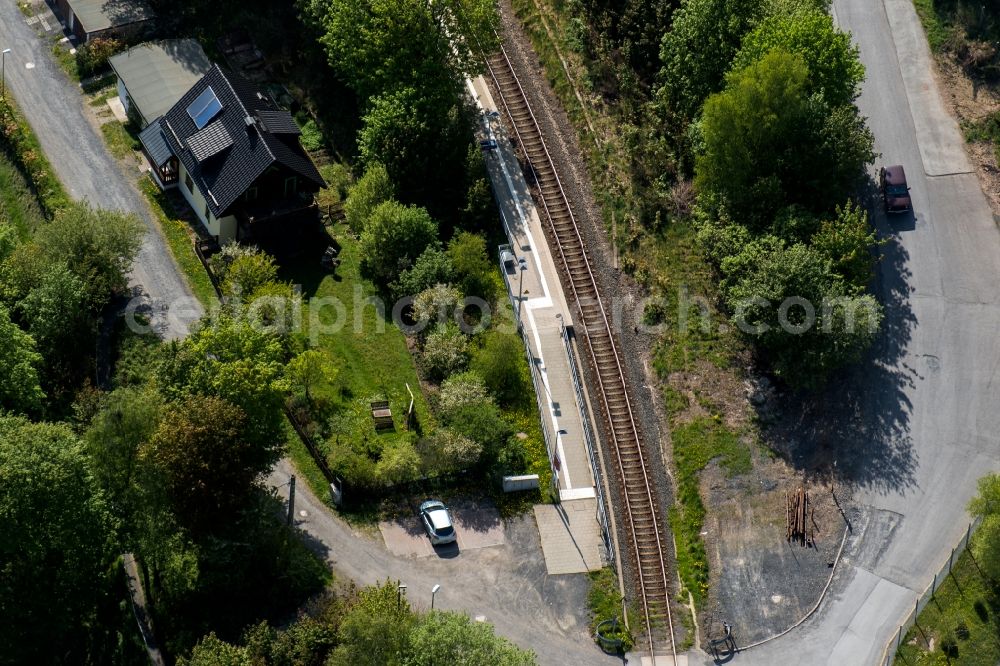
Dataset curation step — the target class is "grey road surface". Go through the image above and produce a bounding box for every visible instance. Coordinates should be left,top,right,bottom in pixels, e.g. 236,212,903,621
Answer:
697,0,1000,663
0,1,201,339
268,460,617,666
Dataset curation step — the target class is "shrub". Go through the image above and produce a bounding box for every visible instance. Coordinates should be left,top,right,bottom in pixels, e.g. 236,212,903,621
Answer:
374,439,421,486
429,427,483,470
298,118,324,152
447,231,497,303
421,323,468,381
76,38,121,78
470,330,527,407
209,242,262,284
344,163,393,234
392,247,454,300
412,284,461,329
437,371,492,417
359,201,438,287
221,251,280,300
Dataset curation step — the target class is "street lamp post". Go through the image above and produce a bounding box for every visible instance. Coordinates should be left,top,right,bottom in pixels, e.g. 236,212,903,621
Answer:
431,583,441,610
397,582,407,612
2,49,11,101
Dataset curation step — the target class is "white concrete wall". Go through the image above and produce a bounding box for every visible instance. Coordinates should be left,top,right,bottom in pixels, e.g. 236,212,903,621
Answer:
177,163,238,243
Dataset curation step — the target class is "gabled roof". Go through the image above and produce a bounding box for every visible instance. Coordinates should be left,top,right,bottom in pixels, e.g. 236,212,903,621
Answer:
109,40,211,125
160,65,325,217
68,0,154,34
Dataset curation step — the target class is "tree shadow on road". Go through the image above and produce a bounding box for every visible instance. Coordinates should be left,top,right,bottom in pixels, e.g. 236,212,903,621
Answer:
756,189,919,496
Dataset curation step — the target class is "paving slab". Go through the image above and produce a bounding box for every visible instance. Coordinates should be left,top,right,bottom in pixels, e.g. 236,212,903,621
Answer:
534,500,604,574
453,506,505,550
379,517,434,558
380,504,506,558
107,96,128,123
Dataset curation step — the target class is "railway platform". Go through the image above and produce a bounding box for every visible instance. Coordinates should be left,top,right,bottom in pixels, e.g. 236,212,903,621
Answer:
468,75,609,575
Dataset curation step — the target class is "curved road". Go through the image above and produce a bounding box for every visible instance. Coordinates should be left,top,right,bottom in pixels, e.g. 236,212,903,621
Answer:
703,0,1000,663
0,0,201,338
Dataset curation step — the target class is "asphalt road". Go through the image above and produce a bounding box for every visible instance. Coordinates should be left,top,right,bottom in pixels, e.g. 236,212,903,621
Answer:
697,0,1000,663
268,460,617,666
0,1,201,339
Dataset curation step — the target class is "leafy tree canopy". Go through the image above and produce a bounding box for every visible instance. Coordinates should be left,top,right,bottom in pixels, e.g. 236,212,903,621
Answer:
360,200,439,287
0,416,115,663
344,162,394,233
733,9,864,107
0,303,44,414
696,50,874,224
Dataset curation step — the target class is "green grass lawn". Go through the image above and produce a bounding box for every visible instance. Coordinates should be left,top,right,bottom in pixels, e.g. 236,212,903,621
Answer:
896,549,1000,665
0,151,44,240
100,121,141,161
281,224,434,450
138,177,219,309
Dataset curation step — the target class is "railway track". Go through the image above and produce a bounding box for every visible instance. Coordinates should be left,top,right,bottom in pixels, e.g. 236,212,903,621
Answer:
484,43,678,659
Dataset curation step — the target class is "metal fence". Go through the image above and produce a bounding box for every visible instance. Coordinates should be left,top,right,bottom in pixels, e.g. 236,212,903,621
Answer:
879,517,983,665
560,319,616,570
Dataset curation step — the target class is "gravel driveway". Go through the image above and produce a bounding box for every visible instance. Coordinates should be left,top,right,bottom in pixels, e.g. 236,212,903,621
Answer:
0,0,201,339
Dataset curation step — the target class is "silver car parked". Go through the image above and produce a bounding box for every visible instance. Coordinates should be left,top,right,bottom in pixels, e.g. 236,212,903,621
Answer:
419,500,457,545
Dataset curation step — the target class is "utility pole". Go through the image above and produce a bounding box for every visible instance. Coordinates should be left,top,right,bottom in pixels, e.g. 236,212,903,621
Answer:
287,475,296,526
2,49,11,101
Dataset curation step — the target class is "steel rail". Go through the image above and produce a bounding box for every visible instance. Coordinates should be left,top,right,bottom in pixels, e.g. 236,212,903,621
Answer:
482,40,677,661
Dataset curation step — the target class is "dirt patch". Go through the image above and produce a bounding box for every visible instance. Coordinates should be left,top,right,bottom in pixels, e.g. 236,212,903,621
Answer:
933,53,1000,216
699,459,847,646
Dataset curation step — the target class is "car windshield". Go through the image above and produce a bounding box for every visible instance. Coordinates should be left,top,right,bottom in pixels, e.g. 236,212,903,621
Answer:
887,184,908,196
436,525,455,536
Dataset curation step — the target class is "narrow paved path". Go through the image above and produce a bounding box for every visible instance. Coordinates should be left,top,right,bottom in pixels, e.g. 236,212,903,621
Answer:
698,0,1000,663
0,0,201,338
268,460,617,666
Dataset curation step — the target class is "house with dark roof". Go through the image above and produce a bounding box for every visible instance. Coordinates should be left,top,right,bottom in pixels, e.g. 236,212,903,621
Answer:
109,40,211,129
54,0,155,44
138,64,325,243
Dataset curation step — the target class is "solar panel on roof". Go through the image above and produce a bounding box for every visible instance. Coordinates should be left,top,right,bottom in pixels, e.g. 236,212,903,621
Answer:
187,86,223,130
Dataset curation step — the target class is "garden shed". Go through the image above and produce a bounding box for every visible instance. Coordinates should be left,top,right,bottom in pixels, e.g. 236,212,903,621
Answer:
109,40,211,129
54,0,155,44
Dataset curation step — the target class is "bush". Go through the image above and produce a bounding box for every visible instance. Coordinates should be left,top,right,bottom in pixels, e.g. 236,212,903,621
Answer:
412,284,461,329
209,242,262,284
76,38,121,78
447,231,497,304
470,330,527,407
392,247,454,300
221,251,280,300
437,371,492,417
343,163,393,234
421,323,468,381
428,427,483,470
359,200,438,287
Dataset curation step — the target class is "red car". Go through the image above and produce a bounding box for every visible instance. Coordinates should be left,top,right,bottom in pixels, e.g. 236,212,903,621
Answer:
879,165,911,213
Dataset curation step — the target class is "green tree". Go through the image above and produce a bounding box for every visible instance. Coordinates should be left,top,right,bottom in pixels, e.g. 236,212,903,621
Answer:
360,201,439,287
357,86,473,210
447,231,497,303
470,330,527,407
344,162,394,234
733,9,864,107
656,0,765,123
696,50,874,224
393,247,455,300
34,202,144,310
0,303,44,413
0,416,115,664
178,633,250,665
158,314,289,452
328,581,415,666
221,251,279,300
969,474,1000,580
302,0,497,101
375,439,422,485
141,396,257,536
287,349,337,402
18,263,93,385
421,322,469,381
811,202,879,291
723,240,882,386
85,387,163,538
406,611,536,666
